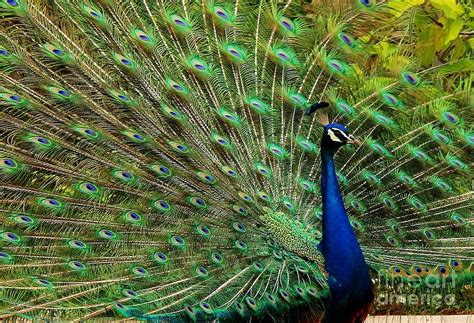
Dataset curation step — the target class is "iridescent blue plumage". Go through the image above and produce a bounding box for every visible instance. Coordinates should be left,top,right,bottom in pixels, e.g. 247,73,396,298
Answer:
0,0,471,321
320,123,374,322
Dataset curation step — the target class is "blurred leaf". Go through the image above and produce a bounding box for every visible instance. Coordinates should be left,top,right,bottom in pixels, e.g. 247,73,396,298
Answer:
437,59,474,76
388,0,425,17
442,19,464,45
430,0,464,19
469,38,474,50
451,38,466,60
417,24,442,66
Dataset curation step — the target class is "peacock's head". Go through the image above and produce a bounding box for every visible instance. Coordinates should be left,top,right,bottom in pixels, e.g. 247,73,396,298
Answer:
321,123,361,151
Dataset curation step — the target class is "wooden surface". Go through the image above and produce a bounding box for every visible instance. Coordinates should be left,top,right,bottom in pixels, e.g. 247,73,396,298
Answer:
366,315,473,323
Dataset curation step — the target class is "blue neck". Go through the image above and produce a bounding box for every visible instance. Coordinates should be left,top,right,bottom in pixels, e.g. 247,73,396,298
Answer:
319,147,370,289
319,146,373,321
320,147,359,254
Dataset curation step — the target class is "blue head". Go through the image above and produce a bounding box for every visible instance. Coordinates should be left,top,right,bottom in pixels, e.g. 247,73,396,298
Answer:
321,123,360,152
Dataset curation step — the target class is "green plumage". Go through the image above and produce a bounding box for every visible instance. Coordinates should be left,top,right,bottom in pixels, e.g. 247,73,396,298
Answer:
0,0,472,321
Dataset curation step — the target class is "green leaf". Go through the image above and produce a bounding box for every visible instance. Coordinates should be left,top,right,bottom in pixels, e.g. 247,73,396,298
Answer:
430,0,465,19
417,24,439,66
469,38,474,50
443,19,464,45
437,59,474,76
388,0,425,17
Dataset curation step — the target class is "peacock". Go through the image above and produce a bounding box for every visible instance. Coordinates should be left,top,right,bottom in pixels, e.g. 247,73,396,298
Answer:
0,0,472,321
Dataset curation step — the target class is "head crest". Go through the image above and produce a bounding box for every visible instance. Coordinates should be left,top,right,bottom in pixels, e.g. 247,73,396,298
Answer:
305,101,330,126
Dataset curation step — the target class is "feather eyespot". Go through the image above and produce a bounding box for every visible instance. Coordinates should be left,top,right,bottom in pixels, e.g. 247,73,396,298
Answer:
336,100,355,116
112,170,135,182
1,231,20,244
258,191,271,202
38,198,62,209
153,199,171,212
422,229,436,240
196,266,208,277
89,11,100,18
197,225,210,236
122,289,138,298
401,71,420,86
235,301,245,313
12,214,35,226
211,252,223,264
196,171,216,185
150,164,173,178
265,293,276,304
0,251,13,262
338,32,356,47
359,0,376,8
132,266,148,276
295,286,305,297
253,261,263,272
188,196,207,209
68,239,86,249
450,213,467,226
139,34,150,41
447,156,466,170
168,141,189,153
199,302,213,314
98,229,116,239
27,135,52,147
169,14,190,30
386,235,399,246
267,143,289,159
246,97,270,114
124,210,142,223
214,7,229,20
171,235,185,247
1,158,17,169
255,162,272,178
232,205,248,216
154,252,168,264
222,166,238,178
68,260,85,271
279,289,290,301
307,287,318,297
235,240,247,251
78,182,99,195
279,17,295,32
233,222,246,233
52,49,64,56
34,278,53,288
238,192,253,203
441,112,460,125
328,59,345,73
245,297,257,309
381,92,402,108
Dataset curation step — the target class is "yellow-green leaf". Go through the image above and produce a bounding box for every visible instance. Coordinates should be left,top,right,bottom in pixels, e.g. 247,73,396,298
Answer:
469,38,474,50
430,0,465,20
443,19,464,45
388,0,425,17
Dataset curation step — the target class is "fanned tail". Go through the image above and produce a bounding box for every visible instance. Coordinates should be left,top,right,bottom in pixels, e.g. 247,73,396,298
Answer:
0,0,472,320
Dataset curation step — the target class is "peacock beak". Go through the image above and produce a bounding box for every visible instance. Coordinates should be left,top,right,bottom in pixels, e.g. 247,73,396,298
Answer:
348,138,362,146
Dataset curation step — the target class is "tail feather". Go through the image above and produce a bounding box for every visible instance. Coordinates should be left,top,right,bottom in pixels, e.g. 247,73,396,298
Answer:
0,0,472,320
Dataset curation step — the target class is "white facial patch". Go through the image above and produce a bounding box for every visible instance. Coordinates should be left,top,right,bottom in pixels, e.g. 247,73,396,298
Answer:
328,129,342,142
327,128,350,143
